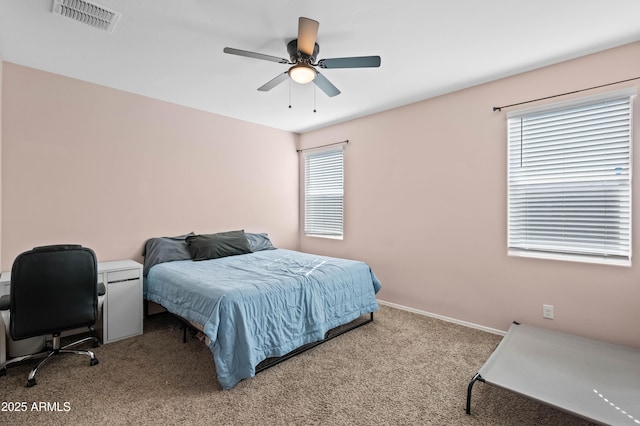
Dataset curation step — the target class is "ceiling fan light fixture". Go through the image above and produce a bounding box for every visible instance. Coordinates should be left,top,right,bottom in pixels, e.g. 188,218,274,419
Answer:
288,63,316,84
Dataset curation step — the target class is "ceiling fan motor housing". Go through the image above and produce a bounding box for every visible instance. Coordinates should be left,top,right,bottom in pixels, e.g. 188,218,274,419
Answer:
287,39,319,64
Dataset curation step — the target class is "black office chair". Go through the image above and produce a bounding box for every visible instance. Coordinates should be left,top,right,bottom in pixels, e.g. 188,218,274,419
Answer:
0,245,101,387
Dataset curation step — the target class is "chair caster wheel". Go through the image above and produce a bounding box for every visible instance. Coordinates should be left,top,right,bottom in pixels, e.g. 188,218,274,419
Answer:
92,341,100,348
90,358,99,366
0,368,6,377
27,378,37,387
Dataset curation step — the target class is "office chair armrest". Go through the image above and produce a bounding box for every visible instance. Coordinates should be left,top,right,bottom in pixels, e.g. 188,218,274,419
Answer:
0,307,5,369
98,282,106,297
0,295,8,311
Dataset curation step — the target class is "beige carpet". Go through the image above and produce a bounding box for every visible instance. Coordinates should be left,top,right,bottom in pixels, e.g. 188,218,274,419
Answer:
0,304,594,425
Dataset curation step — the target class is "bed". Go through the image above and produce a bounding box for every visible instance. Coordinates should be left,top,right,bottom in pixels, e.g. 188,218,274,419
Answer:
142,231,381,390
466,322,640,425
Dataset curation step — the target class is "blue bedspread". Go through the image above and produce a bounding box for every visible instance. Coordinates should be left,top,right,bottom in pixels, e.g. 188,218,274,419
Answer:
144,249,381,389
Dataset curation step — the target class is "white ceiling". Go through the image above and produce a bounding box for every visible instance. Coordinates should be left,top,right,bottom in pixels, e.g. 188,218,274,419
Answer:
1,1,640,134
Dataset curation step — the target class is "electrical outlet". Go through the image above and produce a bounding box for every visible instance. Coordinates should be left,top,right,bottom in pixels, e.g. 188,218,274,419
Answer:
543,304,554,319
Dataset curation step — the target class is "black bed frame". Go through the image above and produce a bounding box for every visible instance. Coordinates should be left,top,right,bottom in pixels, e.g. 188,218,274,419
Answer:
174,310,374,374
144,300,374,376
256,312,373,373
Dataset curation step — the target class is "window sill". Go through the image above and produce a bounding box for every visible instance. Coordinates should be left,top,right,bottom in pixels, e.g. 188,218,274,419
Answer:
508,249,630,267
304,234,343,241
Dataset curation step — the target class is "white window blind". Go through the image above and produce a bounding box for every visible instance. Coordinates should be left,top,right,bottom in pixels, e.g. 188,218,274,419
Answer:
507,90,634,265
304,148,344,238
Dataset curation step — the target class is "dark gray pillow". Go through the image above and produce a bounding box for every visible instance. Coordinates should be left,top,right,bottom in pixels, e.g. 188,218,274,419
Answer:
142,233,194,276
186,230,251,261
245,233,276,252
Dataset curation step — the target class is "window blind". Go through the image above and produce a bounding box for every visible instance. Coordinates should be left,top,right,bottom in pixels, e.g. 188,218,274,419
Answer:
304,148,344,237
507,90,634,264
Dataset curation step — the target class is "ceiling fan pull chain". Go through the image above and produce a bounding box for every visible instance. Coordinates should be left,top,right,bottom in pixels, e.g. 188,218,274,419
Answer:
313,84,317,113
289,79,292,109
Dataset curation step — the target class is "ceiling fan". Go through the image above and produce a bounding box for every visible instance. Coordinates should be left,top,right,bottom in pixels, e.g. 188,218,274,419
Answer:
223,17,381,97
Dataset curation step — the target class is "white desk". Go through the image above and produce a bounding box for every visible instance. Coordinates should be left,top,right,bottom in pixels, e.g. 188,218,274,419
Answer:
0,259,143,345
0,272,10,297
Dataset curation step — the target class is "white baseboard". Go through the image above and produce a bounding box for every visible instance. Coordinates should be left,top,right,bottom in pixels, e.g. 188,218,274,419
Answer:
377,299,506,336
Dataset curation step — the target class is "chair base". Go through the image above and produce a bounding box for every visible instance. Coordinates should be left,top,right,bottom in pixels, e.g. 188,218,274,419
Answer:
2,333,99,387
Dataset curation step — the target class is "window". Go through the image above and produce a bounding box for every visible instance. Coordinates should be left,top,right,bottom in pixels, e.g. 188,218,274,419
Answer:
507,89,634,265
304,148,344,238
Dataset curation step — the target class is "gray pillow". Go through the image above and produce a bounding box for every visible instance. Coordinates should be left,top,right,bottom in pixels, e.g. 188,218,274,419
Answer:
245,233,276,252
186,230,251,261
142,233,194,276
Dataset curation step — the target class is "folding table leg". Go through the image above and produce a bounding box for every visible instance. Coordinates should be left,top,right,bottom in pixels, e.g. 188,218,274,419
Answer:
466,372,485,414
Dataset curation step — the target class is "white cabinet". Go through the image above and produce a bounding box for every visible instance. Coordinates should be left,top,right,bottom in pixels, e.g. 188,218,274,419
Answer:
98,260,143,344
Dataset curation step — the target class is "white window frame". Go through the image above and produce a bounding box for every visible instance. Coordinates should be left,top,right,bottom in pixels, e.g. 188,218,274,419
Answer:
303,147,344,239
507,88,635,266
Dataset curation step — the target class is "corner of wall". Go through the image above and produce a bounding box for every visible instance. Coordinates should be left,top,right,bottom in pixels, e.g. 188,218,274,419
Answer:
294,132,303,251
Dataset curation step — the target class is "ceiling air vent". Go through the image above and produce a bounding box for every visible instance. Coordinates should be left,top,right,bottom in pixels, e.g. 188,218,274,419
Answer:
52,0,121,33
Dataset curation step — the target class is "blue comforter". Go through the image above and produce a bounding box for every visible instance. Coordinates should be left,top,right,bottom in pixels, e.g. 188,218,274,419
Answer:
144,249,381,389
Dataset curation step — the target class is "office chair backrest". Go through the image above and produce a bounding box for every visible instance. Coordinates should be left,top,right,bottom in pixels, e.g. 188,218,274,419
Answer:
10,245,98,340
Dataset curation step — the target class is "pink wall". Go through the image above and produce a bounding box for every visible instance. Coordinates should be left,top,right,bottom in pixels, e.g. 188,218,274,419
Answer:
3,42,639,348
1,63,299,269
299,42,640,348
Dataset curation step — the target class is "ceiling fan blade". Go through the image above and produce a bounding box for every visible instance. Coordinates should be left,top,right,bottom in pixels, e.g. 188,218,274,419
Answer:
258,72,289,92
317,56,381,69
314,72,341,97
223,47,289,64
298,17,319,56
